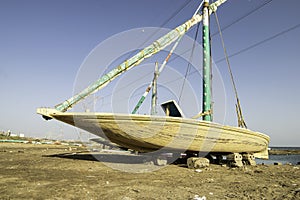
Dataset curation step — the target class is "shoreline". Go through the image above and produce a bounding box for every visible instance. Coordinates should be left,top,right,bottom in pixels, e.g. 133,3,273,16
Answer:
269,149,300,155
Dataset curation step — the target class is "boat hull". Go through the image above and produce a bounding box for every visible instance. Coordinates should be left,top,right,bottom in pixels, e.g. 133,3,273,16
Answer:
37,108,269,159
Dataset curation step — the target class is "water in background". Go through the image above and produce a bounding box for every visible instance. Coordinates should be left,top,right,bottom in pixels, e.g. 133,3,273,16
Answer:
256,147,300,165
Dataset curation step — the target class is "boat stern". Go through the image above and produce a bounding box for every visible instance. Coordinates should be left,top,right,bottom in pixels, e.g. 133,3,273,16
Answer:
253,146,269,159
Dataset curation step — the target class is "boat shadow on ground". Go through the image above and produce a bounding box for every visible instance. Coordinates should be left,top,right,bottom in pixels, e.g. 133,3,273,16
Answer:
44,152,168,164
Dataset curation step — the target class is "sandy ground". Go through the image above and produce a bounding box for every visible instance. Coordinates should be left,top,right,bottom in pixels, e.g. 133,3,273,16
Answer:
0,143,300,200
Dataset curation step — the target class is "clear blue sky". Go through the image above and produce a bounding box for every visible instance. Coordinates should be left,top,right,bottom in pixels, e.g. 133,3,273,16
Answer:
0,0,299,146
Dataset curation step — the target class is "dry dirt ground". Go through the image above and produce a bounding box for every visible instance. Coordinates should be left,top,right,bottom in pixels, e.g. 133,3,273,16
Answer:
0,143,299,200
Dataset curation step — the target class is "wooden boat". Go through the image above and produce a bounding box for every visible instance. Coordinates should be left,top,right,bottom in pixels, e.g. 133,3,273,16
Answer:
37,0,270,160
37,108,269,159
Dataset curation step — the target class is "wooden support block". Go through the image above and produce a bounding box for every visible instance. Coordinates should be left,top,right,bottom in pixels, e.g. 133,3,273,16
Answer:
227,153,243,168
242,154,256,166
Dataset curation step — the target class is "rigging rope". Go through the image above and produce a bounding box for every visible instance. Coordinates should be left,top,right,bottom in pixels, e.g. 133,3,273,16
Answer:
193,0,204,16
119,0,193,64
215,22,300,63
214,11,247,129
131,35,184,114
161,21,300,90
169,0,275,66
211,0,274,37
178,23,201,105
178,0,204,105
131,0,204,114
97,0,276,104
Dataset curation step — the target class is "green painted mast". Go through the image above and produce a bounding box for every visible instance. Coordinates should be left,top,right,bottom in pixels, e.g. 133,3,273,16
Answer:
202,0,212,121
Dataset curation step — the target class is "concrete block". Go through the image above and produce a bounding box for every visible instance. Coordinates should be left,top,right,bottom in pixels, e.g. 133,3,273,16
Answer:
187,157,210,169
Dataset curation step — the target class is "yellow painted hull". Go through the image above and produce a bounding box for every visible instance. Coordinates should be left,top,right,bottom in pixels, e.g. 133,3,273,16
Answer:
37,108,269,159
